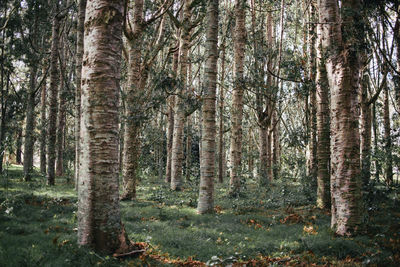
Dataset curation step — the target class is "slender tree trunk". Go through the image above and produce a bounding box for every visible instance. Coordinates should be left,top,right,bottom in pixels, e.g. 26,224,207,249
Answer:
40,65,47,174
319,0,363,236
360,74,371,186
16,128,22,164
383,83,393,185
78,0,126,253
75,0,87,189
47,6,61,186
165,45,179,183
315,22,330,209
56,40,66,177
121,0,144,200
218,35,226,183
198,0,218,214
272,110,280,179
229,0,246,194
171,1,192,191
372,102,380,181
259,124,269,185
185,115,192,181
23,66,38,181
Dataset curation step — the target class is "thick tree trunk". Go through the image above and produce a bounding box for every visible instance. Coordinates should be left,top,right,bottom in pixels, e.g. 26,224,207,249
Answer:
198,0,218,214
372,103,380,182
229,0,246,194
78,0,125,253
75,0,87,189
171,1,192,191
316,22,330,209
383,84,393,185
40,65,47,174
360,74,371,186
23,66,38,181
319,0,363,236
47,7,61,186
259,124,269,185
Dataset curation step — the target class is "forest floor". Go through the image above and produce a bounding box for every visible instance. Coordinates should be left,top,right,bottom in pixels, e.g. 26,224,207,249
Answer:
0,165,399,266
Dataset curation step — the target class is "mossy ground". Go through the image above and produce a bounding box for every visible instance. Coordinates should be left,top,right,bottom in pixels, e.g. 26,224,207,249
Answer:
0,164,399,266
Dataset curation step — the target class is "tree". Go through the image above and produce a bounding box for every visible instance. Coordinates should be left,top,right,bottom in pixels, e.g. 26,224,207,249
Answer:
197,0,218,214
318,0,363,235
77,0,126,253
229,0,246,194
74,0,87,189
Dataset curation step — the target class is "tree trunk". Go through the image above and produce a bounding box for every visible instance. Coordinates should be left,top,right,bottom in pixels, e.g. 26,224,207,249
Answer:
165,45,179,183
315,22,330,209
56,40,66,177
360,74,371,186
319,0,363,236
47,6,61,186
171,1,192,191
75,0,87,189
272,110,280,179
229,0,246,195
218,33,226,184
185,115,192,181
372,102,380,182
259,124,269,185
198,0,218,214
40,65,47,174
383,83,393,185
23,66,38,181
78,0,126,253
121,0,145,200
16,128,23,164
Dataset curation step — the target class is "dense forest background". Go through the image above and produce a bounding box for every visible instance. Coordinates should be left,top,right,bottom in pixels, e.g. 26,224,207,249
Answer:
0,0,400,266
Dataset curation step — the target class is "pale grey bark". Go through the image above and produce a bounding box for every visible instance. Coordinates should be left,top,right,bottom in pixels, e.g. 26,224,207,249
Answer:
78,0,125,253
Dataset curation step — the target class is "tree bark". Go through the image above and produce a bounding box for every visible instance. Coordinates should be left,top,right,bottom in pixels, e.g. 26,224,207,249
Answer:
319,0,363,236
360,74,371,186
56,39,66,177
171,0,192,191
218,39,226,183
165,44,179,183
229,0,246,194
23,66,38,181
383,82,393,185
197,0,218,214
315,22,330,209
78,0,125,253
75,0,87,189
47,6,61,186
40,64,47,174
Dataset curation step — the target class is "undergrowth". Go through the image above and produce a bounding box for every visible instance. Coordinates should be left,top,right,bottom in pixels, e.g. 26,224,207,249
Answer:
0,164,399,266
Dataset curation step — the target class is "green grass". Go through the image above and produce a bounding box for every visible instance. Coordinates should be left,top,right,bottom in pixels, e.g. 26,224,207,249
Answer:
1,164,399,266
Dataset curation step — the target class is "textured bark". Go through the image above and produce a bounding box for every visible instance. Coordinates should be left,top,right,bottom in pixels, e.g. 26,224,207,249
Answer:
197,0,218,214
40,65,47,174
47,7,61,186
372,103,380,182
316,22,330,209
218,36,226,183
259,125,269,185
56,41,66,177
171,1,192,191
360,74,371,186
229,0,246,194
75,0,87,189
16,128,22,164
185,115,192,181
383,83,393,185
121,0,145,200
165,46,179,183
78,0,124,253
23,66,38,182
272,111,280,179
319,0,363,235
